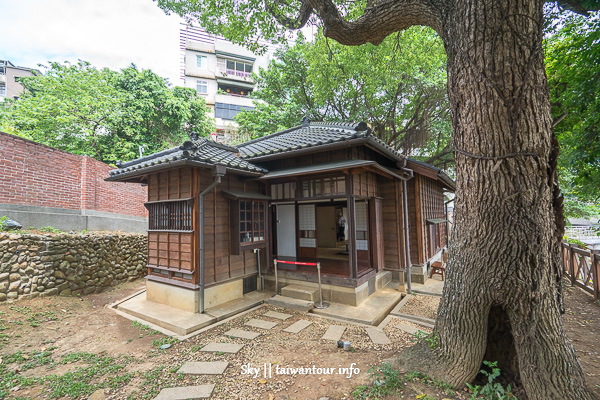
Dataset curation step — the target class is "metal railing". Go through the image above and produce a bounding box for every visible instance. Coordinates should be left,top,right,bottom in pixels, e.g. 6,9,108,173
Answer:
273,259,329,309
561,240,600,300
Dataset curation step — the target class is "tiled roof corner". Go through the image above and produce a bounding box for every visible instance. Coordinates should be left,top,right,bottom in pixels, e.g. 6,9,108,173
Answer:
108,137,265,179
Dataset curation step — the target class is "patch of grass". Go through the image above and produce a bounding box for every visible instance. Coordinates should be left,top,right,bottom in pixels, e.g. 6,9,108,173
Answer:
191,345,201,352
8,306,59,328
43,352,134,398
132,320,160,336
151,336,179,349
352,365,457,400
137,365,167,399
38,226,62,233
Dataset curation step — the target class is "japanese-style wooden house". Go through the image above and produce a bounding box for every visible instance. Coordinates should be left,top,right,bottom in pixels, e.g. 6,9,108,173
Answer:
107,119,454,312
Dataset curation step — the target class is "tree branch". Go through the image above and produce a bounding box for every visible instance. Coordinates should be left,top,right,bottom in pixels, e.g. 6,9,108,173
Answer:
554,0,600,15
265,0,314,29
306,0,441,46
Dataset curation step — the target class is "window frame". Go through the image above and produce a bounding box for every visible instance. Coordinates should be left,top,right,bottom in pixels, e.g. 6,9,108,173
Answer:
230,199,267,254
196,79,208,95
215,102,254,120
196,55,207,69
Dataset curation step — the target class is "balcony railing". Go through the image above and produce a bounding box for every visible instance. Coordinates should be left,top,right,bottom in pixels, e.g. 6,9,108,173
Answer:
225,69,251,78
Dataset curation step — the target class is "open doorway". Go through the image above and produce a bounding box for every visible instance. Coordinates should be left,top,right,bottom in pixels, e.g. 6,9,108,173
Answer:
317,204,349,261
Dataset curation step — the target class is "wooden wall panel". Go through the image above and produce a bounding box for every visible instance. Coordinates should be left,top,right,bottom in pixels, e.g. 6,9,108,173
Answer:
203,174,268,286
380,178,403,270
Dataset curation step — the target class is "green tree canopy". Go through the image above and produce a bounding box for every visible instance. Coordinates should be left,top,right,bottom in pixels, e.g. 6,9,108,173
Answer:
236,29,452,168
545,13,600,217
0,61,213,163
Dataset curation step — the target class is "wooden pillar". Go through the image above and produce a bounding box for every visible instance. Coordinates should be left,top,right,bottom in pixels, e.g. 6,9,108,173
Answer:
348,194,357,279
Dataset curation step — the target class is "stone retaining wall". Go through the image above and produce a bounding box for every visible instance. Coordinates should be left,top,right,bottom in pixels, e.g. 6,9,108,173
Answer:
0,232,147,302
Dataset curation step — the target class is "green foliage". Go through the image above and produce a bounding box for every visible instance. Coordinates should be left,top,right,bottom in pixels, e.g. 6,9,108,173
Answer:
0,350,134,399
152,336,179,348
0,215,8,231
235,29,452,167
412,330,440,349
38,226,62,233
466,361,517,400
0,61,213,163
545,13,600,214
352,365,456,399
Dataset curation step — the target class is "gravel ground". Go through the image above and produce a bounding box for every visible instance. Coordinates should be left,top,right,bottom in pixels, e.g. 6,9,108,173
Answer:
399,294,440,320
103,305,421,400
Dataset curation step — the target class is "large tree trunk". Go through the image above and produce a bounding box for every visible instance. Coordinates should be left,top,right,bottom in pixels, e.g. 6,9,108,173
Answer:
396,1,596,399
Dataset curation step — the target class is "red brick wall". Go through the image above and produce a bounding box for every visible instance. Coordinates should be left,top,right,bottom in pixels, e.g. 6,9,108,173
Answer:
0,132,147,217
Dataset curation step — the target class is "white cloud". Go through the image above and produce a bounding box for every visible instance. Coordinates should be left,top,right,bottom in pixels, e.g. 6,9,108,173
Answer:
2,0,183,85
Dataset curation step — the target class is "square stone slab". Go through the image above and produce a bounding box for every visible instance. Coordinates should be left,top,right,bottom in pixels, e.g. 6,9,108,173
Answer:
394,322,420,335
283,319,312,334
322,325,346,341
264,310,293,320
224,328,261,340
245,318,278,330
154,384,215,399
366,327,391,345
200,342,244,353
178,361,229,375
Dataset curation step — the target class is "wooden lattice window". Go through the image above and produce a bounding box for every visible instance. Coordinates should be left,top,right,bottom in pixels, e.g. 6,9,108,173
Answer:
240,200,265,243
145,198,194,232
231,199,267,254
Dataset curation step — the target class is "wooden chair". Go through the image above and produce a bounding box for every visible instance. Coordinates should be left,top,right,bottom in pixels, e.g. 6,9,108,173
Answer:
429,250,447,280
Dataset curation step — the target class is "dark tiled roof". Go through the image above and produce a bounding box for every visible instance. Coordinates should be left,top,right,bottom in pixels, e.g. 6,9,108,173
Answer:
240,121,360,157
108,138,266,179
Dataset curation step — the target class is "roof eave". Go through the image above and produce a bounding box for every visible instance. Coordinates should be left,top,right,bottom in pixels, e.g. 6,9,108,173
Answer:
105,159,263,182
243,137,370,162
438,172,456,192
364,137,406,163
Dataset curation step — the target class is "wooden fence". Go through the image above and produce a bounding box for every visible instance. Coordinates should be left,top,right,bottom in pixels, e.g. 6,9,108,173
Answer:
561,240,600,300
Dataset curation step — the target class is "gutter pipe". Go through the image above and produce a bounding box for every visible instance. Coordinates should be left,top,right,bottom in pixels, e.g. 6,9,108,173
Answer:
398,159,414,294
198,164,226,313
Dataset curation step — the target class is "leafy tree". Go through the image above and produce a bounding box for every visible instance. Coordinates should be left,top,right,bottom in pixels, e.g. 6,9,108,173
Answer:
236,29,452,168
0,61,213,163
156,0,600,398
545,14,600,217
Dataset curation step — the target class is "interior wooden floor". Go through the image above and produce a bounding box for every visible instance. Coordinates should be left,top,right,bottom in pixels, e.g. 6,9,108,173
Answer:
274,241,371,278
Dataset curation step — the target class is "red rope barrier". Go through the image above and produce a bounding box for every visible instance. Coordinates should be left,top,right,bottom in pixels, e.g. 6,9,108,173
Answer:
274,259,318,266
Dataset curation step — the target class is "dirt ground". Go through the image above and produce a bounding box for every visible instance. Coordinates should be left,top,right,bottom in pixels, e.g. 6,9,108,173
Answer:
0,279,598,399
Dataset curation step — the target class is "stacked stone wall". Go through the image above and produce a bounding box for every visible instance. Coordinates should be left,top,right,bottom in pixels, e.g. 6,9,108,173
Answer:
0,232,147,302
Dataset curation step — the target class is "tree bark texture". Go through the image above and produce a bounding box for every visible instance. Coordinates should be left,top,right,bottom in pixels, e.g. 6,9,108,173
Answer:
285,0,597,398
396,1,596,399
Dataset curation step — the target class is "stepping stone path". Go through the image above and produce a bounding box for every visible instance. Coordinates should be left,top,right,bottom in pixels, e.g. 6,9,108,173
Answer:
283,319,312,333
394,322,421,335
200,342,244,353
264,311,293,320
178,361,229,375
322,325,346,341
366,327,391,345
245,318,278,330
154,384,215,400
224,328,261,339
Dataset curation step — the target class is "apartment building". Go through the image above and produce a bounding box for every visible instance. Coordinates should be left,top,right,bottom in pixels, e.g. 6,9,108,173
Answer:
0,60,40,101
180,25,277,143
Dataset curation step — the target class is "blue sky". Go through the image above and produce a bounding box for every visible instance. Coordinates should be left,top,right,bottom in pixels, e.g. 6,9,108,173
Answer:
2,0,183,84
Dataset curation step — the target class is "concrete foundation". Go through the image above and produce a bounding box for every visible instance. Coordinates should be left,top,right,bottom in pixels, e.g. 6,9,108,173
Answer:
265,271,392,306
0,203,147,233
146,280,200,313
204,279,243,309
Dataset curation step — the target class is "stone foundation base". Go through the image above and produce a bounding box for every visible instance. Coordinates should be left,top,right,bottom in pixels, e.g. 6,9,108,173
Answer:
264,271,392,306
